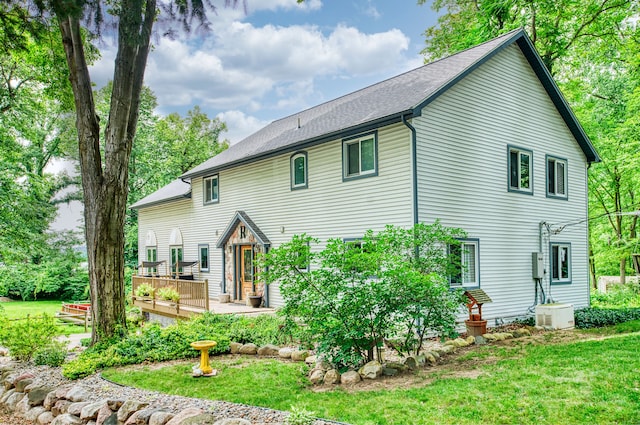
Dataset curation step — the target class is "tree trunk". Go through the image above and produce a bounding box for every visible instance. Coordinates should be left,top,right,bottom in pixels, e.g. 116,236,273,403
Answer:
57,0,155,344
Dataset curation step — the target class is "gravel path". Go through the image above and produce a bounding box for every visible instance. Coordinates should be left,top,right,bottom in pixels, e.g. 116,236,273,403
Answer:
0,358,346,425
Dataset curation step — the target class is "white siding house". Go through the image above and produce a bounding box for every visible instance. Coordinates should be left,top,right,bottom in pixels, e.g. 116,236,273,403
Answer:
132,29,599,322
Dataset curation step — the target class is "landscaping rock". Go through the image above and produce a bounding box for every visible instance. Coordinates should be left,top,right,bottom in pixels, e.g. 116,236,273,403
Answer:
359,361,383,379
385,362,407,372
181,413,218,424
55,386,71,400
52,400,72,416
5,391,25,411
106,399,124,410
415,354,427,366
257,344,280,356
0,388,15,404
428,350,440,360
65,386,89,402
403,357,417,370
3,373,17,390
29,386,54,406
15,393,31,416
117,400,149,423
37,410,55,425
238,343,258,355
309,369,325,385
482,333,496,342
382,367,398,376
513,328,531,338
95,405,114,425
97,412,118,425
304,355,317,365
425,353,437,365
15,378,34,392
229,342,242,354
213,419,251,425
67,401,90,417
81,400,106,420
149,411,175,425
50,413,83,425
439,345,455,354
165,407,203,425
25,406,47,422
324,369,341,384
44,389,59,409
124,407,158,425
465,336,476,345
290,350,309,362
278,347,293,359
340,371,361,385
474,335,487,345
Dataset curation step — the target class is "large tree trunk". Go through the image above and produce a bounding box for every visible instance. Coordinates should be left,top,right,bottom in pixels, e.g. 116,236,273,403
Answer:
56,0,155,343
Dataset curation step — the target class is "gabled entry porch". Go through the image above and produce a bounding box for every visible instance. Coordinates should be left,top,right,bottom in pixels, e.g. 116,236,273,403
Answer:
216,211,272,307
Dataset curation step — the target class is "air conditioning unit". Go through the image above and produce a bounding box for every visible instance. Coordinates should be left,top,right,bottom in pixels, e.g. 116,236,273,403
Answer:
535,304,575,329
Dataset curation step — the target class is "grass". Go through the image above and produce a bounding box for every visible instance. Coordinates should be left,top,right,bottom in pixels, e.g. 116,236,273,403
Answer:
102,321,640,425
0,300,88,334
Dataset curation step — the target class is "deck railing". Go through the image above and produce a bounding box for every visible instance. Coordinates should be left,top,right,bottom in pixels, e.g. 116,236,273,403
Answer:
132,276,209,318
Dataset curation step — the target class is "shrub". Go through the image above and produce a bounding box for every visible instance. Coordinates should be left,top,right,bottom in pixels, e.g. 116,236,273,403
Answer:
591,284,640,309
259,223,467,370
285,406,316,425
0,314,61,361
33,340,68,367
575,307,640,328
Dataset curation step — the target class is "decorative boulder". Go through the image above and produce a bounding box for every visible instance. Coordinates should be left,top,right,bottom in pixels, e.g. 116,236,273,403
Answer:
340,371,361,385
309,369,325,385
257,344,280,356
238,343,258,355
213,419,252,425
324,369,341,384
116,400,149,423
229,342,242,354
513,328,531,338
304,355,317,365
382,368,398,376
278,347,293,359
165,407,204,425
15,378,34,393
359,361,383,380
65,386,89,403
50,413,83,425
149,411,175,425
403,357,417,370
37,410,55,425
465,336,476,345
290,350,309,362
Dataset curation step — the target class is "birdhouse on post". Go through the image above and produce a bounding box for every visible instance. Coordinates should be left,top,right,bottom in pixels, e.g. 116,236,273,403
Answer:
464,289,492,338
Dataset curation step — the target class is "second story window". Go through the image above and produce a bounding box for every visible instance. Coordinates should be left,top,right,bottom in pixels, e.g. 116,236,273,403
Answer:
547,156,568,199
343,132,377,180
508,146,532,194
291,152,308,189
204,175,219,204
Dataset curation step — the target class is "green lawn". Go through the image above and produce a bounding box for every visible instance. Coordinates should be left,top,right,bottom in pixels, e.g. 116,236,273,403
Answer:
0,300,88,334
102,323,640,425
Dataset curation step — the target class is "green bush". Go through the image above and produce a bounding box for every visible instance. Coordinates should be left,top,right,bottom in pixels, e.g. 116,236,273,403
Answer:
33,340,68,367
0,313,61,361
591,284,640,309
575,307,640,328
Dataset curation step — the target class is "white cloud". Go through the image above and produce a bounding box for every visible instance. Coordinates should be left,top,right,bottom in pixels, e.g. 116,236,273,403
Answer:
216,110,271,144
364,0,381,19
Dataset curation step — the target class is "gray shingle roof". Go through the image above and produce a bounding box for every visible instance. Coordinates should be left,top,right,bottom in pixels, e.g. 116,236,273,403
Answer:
130,178,191,209
132,29,599,210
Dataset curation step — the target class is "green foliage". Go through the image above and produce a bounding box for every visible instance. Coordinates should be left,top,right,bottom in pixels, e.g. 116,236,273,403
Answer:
0,246,88,300
33,340,68,367
156,286,180,303
591,284,640,309
0,313,61,361
259,223,467,370
285,406,316,425
134,283,154,297
575,307,640,329
63,312,289,379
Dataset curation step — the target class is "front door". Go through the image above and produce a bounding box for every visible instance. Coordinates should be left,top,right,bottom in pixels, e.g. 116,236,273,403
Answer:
238,245,255,300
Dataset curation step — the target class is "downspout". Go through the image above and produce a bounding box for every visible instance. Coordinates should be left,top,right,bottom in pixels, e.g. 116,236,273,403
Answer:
401,114,419,226
264,245,270,308
221,248,226,295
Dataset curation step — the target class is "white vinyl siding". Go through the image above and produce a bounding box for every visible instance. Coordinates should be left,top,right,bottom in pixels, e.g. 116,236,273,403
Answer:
139,123,412,306
414,44,590,321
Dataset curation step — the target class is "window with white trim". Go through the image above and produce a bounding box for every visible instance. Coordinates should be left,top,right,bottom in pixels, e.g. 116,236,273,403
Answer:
551,242,571,283
343,133,377,179
547,156,567,198
508,146,532,193
449,240,479,288
203,175,219,204
199,244,209,272
146,246,157,274
290,152,307,189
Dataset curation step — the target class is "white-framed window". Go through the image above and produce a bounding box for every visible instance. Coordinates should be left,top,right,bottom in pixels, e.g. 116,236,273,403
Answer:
551,242,571,284
343,132,377,180
146,246,157,274
170,245,183,274
203,175,219,204
508,146,532,194
547,156,568,199
290,152,308,189
199,244,209,272
449,239,479,288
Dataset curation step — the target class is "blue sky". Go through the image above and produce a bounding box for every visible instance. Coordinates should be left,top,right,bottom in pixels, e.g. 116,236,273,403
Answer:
53,0,441,231
90,0,440,144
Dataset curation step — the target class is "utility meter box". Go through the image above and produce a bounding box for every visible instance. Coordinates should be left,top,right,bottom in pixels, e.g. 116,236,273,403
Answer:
532,252,544,279
535,304,575,329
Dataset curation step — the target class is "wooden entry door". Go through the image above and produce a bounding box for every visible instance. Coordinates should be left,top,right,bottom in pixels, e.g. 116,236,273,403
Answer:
238,245,255,300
